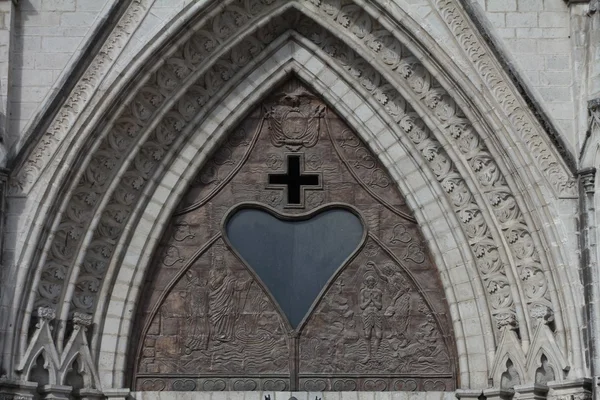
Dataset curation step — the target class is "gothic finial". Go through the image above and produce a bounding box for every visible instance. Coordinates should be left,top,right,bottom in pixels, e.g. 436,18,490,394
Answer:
497,312,518,331
530,304,555,325
73,312,93,328
37,307,56,322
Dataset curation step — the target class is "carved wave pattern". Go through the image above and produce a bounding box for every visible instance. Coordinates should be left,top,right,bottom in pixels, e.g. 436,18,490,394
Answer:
136,239,290,380
299,237,453,377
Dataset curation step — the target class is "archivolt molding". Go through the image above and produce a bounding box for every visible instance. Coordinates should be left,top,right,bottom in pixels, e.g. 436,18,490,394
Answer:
8,0,153,196
13,0,576,380
433,0,577,198
7,0,576,201
96,52,489,389
300,0,556,340
34,1,553,334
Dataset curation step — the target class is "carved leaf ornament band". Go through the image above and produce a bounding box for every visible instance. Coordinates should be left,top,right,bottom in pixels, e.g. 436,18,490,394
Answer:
25,0,558,349
434,0,576,197
10,0,152,195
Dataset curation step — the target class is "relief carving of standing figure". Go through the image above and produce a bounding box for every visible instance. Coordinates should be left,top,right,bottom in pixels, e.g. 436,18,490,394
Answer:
360,267,383,362
372,263,411,338
208,257,252,342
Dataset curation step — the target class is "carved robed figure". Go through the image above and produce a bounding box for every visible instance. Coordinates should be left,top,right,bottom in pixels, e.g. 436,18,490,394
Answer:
131,79,457,392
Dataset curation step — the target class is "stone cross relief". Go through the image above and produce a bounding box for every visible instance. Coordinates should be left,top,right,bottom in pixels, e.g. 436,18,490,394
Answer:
267,154,321,206
133,79,455,392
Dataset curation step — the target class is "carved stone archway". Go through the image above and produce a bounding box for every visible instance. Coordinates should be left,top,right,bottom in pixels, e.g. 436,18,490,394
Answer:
97,44,488,390
1,0,586,399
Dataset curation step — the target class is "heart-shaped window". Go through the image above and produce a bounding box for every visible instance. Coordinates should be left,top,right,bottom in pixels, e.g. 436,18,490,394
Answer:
224,205,365,328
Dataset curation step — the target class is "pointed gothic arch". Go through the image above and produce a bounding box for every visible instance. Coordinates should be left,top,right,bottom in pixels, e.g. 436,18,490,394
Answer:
94,48,489,389
2,0,584,396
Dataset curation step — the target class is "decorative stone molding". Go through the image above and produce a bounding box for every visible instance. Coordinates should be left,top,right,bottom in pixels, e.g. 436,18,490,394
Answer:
514,383,550,400
434,0,577,197
0,379,38,400
489,322,569,392
456,389,484,399
525,324,569,384
483,388,515,400
491,328,528,389
37,385,72,400
301,0,556,331
9,0,577,200
24,1,560,351
17,310,99,391
103,389,130,400
8,0,152,196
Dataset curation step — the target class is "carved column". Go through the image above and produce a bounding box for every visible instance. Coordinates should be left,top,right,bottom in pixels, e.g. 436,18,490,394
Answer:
578,165,598,397
514,384,549,400
547,379,592,400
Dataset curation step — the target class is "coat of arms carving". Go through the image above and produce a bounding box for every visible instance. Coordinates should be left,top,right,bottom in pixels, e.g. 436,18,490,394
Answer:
132,79,456,392
266,87,325,151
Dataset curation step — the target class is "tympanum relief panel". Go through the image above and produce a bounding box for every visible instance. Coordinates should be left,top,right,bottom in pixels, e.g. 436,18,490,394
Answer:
132,79,456,392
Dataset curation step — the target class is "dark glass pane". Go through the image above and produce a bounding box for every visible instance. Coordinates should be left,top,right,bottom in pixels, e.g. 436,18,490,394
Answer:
226,207,364,328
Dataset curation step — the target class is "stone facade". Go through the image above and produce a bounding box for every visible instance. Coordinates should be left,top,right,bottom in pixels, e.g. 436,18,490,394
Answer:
0,0,597,400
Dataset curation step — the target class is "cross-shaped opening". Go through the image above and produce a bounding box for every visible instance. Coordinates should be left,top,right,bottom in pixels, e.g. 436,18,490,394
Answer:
268,155,320,205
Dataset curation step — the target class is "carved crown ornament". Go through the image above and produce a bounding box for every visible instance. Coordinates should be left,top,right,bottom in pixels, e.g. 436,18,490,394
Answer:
11,0,572,380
